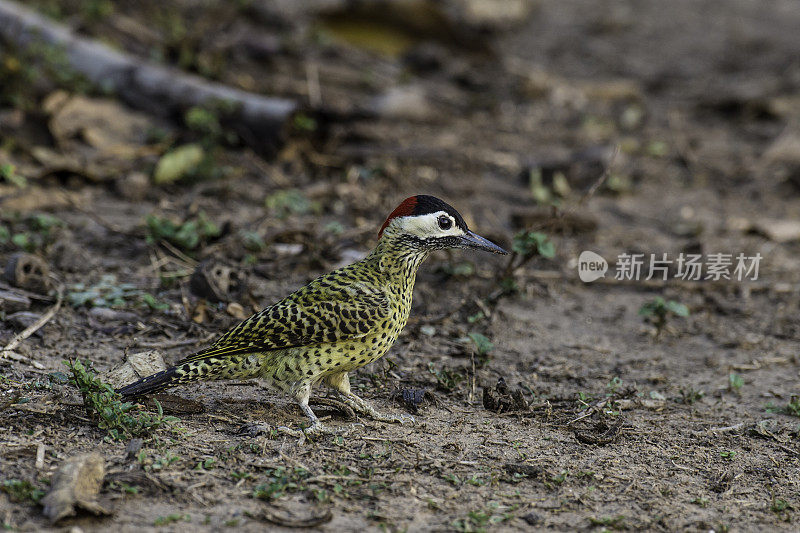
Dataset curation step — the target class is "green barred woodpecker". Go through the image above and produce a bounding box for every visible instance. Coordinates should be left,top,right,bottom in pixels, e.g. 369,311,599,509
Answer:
118,195,507,435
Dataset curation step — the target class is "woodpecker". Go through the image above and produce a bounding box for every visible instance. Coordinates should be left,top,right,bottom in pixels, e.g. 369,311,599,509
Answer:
118,195,507,435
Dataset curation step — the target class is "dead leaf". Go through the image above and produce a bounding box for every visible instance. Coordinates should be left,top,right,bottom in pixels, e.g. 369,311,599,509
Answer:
483,377,529,413
48,94,153,154
102,350,167,390
226,302,249,320
0,185,88,211
41,453,110,523
192,300,208,324
36,93,166,182
29,146,106,181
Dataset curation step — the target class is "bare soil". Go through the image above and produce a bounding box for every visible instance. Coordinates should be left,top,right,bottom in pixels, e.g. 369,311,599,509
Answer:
1,1,799,531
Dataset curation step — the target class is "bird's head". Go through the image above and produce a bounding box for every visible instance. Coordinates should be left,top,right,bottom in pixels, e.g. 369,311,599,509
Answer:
378,195,507,254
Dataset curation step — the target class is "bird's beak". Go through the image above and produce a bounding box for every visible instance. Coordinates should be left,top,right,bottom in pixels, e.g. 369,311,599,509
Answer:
459,231,508,254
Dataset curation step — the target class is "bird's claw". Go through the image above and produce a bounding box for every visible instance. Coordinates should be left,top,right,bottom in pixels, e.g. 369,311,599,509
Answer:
386,413,415,425
397,413,415,424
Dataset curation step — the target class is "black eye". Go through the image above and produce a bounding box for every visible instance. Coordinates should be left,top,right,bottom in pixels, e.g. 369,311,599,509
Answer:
438,215,452,230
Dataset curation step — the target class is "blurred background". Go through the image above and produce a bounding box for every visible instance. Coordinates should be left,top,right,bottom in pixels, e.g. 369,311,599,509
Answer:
1,0,799,530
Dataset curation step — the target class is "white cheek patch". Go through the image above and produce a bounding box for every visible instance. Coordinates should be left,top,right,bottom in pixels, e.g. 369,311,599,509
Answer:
392,211,465,239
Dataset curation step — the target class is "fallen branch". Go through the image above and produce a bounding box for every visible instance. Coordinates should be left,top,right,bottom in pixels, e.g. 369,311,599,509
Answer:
0,0,297,152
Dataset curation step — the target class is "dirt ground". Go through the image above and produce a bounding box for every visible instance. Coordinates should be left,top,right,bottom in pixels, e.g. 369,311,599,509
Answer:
1,0,799,531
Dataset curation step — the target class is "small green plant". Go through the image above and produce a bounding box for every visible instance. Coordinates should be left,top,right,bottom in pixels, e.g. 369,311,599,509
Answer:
589,515,627,530
467,312,485,324
496,230,555,294
68,275,138,308
468,332,494,362
771,498,790,513
251,467,310,501
466,474,486,487
549,470,569,486
68,274,168,311
443,473,461,486
195,457,217,470
428,363,465,392
437,261,475,278
185,106,222,140
512,231,555,259
678,386,705,405
64,359,178,441
231,471,252,482
150,452,181,471
719,450,736,460
293,112,317,132
145,212,221,251
770,496,793,521
452,503,510,533
692,496,709,507
606,376,623,395
140,292,170,311
154,514,191,526
264,189,319,219
638,297,689,335
1,479,45,503
0,212,65,252
110,481,140,494
528,168,570,206
1,163,26,187
239,230,267,252
728,373,744,394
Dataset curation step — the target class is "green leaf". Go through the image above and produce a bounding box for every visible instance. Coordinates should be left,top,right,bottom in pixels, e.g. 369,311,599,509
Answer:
537,239,555,258
11,232,33,251
1,163,27,187
638,297,665,316
468,332,494,356
665,301,689,317
511,231,555,259
153,143,204,184
265,189,317,218
141,293,169,311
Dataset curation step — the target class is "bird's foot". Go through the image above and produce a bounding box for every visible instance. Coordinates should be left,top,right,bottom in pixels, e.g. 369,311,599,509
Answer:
340,394,415,425
310,397,357,420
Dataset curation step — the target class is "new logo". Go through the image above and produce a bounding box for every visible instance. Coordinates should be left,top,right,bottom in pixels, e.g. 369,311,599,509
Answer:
578,251,608,282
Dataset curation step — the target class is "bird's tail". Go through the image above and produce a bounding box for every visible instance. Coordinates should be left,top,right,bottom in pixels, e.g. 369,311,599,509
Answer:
116,367,182,399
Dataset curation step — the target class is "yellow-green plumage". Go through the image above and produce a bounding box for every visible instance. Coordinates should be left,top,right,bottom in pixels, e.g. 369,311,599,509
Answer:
176,238,421,394
118,195,507,434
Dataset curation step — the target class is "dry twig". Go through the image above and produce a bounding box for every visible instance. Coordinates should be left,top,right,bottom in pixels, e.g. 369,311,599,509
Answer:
0,281,64,369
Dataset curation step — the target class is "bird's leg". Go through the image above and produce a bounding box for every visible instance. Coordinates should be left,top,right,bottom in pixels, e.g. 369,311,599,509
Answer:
243,387,342,438
292,399,328,435
324,372,414,425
